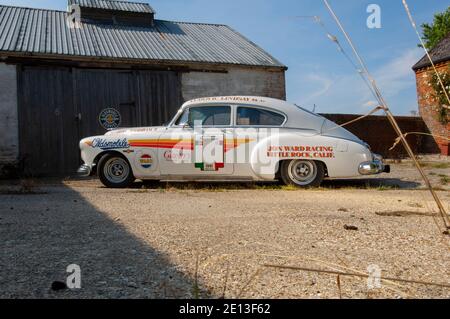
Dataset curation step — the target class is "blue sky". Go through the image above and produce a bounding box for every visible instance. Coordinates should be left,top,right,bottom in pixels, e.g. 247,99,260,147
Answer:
1,0,448,115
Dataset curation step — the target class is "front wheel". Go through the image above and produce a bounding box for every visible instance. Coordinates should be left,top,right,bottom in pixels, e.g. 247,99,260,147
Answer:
98,153,135,188
280,160,325,188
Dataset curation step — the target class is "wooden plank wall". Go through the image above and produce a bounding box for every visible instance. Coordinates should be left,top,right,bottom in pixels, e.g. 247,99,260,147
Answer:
18,65,182,176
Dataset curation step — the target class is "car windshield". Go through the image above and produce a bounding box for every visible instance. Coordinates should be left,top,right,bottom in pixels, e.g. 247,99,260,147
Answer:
175,110,189,126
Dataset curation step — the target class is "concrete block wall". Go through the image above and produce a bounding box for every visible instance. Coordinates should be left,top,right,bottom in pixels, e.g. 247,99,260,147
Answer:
415,62,450,156
181,66,286,102
0,63,19,169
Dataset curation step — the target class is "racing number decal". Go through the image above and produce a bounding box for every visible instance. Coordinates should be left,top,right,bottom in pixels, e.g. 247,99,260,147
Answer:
194,135,225,172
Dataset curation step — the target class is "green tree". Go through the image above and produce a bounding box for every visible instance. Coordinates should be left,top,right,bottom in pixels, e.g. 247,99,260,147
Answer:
420,6,450,49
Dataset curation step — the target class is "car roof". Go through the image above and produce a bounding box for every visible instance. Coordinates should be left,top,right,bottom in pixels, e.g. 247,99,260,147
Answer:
183,96,291,112
181,96,324,128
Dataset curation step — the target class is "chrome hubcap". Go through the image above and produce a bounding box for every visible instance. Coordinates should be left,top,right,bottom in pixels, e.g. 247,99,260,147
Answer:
288,160,317,186
104,158,129,184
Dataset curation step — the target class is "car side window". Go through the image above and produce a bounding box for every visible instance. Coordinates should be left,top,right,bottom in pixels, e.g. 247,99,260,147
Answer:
237,107,285,126
186,106,231,126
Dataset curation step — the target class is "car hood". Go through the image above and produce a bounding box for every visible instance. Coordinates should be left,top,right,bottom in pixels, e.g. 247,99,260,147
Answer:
104,126,167,136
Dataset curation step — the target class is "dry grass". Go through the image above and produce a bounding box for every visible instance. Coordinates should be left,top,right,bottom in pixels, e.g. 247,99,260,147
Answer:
135,180,411,193
140,182,302,192
418,162,450,170
439,175,449,186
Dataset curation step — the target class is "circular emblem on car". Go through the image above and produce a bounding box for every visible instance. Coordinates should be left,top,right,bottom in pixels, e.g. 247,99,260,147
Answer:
139,154,153,169
99,108,121,130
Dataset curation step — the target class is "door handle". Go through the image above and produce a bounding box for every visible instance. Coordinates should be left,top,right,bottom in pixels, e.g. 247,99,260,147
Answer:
75,113,82,121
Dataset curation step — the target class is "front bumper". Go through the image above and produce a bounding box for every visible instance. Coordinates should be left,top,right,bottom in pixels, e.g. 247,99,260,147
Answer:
358,154,391,175
77,164,92,177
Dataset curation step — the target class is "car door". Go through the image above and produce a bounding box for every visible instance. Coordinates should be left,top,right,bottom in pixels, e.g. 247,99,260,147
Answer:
233,106,287,176
159,105,234,177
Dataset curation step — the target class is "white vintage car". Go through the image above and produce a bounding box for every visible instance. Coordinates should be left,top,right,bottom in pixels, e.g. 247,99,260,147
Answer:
78,96,390,188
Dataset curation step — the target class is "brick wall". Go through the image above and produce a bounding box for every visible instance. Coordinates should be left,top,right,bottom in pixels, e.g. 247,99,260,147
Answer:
414,62,450,155
320,114,439,158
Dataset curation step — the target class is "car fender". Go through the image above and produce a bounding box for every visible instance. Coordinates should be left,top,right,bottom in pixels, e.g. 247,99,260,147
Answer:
250,133,372,179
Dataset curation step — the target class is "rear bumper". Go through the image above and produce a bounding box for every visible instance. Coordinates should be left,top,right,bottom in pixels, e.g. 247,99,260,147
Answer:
359,154,390,175
359,160,390,175
77,164,92,177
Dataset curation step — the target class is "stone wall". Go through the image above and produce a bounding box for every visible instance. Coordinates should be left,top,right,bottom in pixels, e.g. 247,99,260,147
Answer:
181,66,286,102
0,63,19,173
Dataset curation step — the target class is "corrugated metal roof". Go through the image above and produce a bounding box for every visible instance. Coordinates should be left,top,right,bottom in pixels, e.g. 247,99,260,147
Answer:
413,32,450,70
68,0,155,14
0,5,285,69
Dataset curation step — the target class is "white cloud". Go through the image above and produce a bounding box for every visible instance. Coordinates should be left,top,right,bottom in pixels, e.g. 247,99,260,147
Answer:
301,73,334,104
373,48,423,98
288,48,423,115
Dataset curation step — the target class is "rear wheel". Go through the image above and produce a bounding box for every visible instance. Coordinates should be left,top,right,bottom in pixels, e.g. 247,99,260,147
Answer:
280,160,324,188
98,153,135,188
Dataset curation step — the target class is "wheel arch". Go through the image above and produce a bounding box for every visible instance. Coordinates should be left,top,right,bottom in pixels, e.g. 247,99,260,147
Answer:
275,159,329,178
93,151,133,176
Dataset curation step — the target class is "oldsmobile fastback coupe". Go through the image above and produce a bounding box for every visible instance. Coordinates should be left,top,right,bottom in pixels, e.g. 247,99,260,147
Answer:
78,96,390,188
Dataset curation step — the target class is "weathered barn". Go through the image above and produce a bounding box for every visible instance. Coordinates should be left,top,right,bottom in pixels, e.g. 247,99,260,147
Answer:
0,0,286,176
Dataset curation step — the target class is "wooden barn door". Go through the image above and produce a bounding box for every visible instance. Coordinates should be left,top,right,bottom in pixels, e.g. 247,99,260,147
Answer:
18,67,183,176
18,66,79,176
74,69,138,138
135,70,183,127
73,69,183,135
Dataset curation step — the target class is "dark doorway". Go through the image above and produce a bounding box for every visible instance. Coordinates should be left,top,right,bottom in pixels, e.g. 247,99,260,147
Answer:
18,65,182,176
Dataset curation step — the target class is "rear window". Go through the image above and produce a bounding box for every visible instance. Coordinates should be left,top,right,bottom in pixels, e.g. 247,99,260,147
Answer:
237,107,285,126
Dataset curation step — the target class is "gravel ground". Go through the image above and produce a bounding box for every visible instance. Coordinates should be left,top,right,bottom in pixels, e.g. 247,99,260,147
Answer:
0,158,449,299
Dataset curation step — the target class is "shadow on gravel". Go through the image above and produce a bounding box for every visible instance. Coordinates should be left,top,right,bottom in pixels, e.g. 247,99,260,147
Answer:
0,175,421,298
0,180,204,299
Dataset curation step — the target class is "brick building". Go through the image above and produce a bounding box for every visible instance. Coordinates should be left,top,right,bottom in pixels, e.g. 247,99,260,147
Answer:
413,33,450,156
